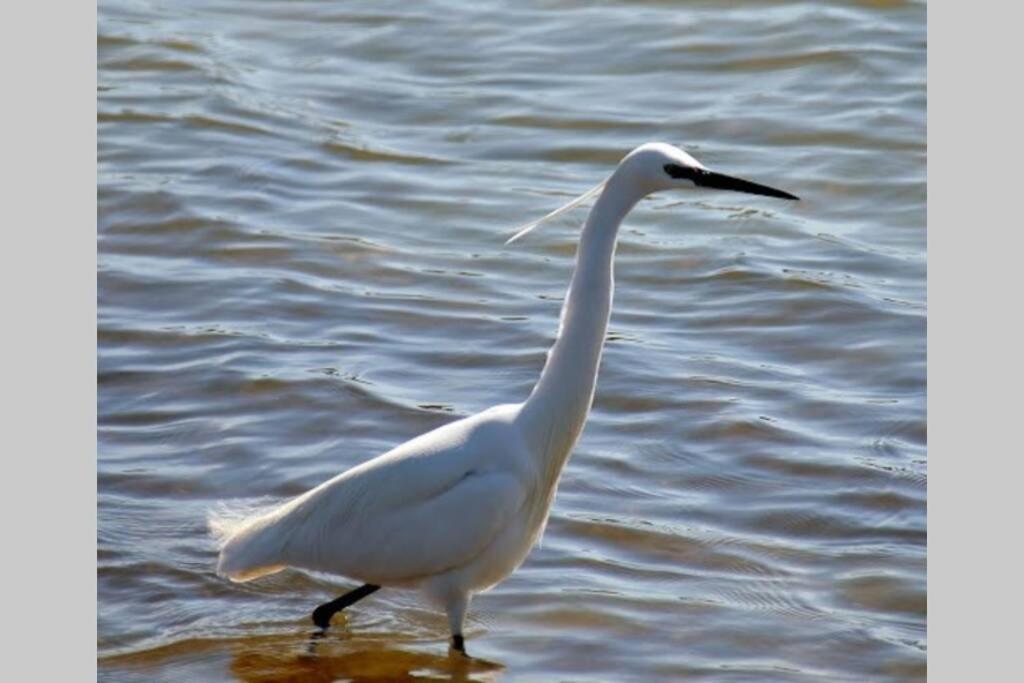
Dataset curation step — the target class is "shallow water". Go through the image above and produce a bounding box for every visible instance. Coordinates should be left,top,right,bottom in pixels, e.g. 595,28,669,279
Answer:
98,1,926,680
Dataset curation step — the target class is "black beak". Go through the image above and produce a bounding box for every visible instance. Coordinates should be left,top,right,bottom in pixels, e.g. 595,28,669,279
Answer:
665,164,799,201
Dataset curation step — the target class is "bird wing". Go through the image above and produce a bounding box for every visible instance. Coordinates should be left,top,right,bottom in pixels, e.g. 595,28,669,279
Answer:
272,412,530,584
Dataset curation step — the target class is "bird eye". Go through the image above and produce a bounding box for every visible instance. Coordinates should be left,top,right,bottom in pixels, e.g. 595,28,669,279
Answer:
664,163,692,180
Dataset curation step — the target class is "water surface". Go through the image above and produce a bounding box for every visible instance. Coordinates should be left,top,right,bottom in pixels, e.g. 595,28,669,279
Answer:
98,1,926,680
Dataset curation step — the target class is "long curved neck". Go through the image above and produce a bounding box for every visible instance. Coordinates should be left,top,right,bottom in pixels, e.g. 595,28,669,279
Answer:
519,176,640,477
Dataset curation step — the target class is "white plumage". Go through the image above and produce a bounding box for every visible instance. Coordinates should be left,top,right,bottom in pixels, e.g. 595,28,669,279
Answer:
217,405,532,588
212,142,797,653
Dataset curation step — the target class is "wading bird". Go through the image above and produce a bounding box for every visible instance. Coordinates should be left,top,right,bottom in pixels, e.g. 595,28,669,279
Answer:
212,142,797,655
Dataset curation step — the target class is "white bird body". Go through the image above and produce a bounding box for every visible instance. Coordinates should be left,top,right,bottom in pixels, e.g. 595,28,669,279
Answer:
218,403,540,633
213,142,798,650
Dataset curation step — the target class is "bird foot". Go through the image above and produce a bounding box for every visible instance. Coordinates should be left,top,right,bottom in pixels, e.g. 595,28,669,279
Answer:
311,604,335,630
450,634,468,657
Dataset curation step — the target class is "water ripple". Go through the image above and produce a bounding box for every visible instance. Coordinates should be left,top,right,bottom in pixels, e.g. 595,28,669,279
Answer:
98,0,925,680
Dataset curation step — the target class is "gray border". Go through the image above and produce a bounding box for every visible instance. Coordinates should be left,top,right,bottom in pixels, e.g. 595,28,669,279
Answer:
930,2,1016,680
4,2,96,677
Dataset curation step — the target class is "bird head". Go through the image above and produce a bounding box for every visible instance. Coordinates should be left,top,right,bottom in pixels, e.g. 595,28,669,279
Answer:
505,142,797,244
615,142,799,200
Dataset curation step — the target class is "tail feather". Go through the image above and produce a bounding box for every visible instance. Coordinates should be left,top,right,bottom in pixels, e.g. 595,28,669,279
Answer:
209,498,299,582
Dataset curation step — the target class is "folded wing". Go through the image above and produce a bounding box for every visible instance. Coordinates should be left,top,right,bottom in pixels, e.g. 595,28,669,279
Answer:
215,409,529,584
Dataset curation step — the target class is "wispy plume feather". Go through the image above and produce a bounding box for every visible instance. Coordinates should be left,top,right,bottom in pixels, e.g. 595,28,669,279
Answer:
505,179,608,245
207,497,281,548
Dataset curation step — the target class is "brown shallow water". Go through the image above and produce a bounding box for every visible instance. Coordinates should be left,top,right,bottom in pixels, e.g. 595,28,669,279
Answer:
98,1,925,680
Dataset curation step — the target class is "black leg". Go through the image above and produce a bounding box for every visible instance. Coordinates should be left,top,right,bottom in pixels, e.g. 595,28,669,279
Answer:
451,634,467,655
311,583,381,630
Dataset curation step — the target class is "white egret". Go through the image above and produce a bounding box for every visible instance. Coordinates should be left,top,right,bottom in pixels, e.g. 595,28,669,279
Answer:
212,142,797,654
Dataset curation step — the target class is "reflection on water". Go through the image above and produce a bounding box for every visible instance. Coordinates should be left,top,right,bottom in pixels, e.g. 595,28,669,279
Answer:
98,0,925,680
102,630,504,683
